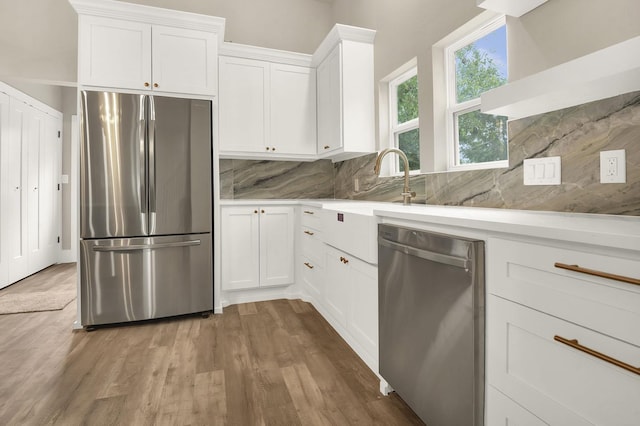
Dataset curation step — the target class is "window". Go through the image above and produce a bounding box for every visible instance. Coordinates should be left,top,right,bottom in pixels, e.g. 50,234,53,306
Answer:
445,15,508,170
389,67,419,174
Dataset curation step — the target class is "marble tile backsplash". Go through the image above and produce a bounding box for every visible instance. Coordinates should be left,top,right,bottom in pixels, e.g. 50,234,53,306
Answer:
220,92,640,216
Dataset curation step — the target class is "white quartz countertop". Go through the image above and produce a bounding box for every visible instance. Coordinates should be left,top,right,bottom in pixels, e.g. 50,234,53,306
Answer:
219,199,640,251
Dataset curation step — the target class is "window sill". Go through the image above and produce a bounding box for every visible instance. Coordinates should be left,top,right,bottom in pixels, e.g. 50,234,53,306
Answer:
447,160,509,172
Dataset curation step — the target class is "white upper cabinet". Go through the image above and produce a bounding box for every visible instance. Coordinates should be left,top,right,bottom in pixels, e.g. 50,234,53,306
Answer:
218,23,374,162
71,0,224,96
78,16,152,91
313,24,376,162
218,46,317,160
219,56,269,154
270,63,317,156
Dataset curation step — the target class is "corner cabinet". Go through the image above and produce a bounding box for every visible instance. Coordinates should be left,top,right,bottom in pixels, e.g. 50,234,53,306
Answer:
71,0,224,96
218,51,317,160
221,206,295,291
314,24,376,162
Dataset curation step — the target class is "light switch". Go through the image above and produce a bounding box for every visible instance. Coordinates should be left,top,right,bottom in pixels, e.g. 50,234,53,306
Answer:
523,156,561,185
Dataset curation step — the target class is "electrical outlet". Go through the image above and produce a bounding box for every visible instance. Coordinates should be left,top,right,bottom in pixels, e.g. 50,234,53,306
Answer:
354,177,359,192
600,150,626,183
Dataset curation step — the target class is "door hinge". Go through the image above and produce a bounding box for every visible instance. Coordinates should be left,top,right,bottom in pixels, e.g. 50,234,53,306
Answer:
57,236,60,243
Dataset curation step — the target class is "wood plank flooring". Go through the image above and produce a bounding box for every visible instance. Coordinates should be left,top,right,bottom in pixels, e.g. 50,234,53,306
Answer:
0,263,423,425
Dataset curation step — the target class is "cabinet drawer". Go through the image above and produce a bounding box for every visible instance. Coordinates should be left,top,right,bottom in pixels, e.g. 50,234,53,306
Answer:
488,295,640,426
300,206,321,228
301,255,323,301
301,228,323,265
488,237,640,346
486,386,548,426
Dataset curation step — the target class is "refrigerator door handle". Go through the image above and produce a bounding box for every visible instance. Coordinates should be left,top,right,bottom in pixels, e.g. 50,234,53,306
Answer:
92,239,201,252
148,95,157,234
139,95,148,219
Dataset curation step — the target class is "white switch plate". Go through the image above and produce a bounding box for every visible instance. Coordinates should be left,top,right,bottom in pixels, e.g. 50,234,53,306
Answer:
523,156,561,185
600,149,626,183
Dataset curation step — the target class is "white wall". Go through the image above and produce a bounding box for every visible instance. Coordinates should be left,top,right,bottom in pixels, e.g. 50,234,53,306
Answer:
509,0,640,80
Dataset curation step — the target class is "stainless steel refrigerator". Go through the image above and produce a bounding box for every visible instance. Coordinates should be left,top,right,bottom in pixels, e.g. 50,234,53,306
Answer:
79,90,213,327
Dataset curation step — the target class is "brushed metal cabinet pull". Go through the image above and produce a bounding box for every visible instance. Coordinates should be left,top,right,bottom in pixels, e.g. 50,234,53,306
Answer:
554,262,640,286
554,335,640,376
304,230,314,236
303,210,314,215
304,262,314,269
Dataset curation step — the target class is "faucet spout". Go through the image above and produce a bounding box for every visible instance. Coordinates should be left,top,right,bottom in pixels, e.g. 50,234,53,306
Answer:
373,148,416,205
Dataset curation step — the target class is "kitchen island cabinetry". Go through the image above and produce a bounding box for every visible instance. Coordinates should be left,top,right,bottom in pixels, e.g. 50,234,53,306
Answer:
72,0,223,95
221,205,294,291
219,54,316,159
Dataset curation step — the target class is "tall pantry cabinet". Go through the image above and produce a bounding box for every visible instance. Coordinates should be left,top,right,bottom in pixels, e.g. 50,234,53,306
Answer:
0,84,62,289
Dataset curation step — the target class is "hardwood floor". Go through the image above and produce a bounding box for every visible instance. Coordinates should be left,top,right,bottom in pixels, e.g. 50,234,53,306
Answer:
0,264,423,425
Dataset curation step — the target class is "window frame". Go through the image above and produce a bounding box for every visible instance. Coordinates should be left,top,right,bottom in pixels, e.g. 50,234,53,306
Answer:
388,66,420,175
444,14,508,172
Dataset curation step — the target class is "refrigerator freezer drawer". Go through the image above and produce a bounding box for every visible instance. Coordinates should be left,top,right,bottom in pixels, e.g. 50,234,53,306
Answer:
80,233,212,326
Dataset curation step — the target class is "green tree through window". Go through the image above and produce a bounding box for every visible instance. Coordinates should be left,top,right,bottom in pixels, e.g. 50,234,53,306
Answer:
394,74,419,171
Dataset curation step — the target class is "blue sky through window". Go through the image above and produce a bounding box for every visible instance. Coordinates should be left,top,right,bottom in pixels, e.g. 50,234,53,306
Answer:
473,25,507,79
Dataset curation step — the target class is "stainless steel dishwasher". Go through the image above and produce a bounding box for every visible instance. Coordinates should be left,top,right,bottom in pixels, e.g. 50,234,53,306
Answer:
378,224,485,426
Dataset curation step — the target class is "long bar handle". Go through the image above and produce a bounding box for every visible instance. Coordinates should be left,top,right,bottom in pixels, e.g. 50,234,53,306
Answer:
554,335,640,376
148,96,157,221
139,95,147,216
379,237,470,270
304,230,315,236
554,262,640,286
303,210,315,215
303,262,314,269
93,240,201,252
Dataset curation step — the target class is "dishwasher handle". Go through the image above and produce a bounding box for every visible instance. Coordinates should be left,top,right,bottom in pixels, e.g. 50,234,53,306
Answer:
379,237,471,270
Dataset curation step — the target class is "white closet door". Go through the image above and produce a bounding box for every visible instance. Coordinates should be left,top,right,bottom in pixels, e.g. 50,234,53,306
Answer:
27,108,45,272
7,98,29,283
0,93,9,288
39,115,60,268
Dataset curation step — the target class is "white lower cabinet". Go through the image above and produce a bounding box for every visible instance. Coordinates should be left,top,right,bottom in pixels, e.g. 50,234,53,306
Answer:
324,245,349,327
486,386,549,426
486,237,640,425
322,244,378,369
221,206,294,291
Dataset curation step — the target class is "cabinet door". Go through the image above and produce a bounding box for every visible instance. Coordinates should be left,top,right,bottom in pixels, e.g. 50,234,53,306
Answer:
316,44,342,155
259,206,294,287
270,64,317,155
151,25,218,95
219,57,269,153
0,93,9,288
78,15,152,90
347,257,378,362
6,98,29,283
221,207,260,290
324,245,348,327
